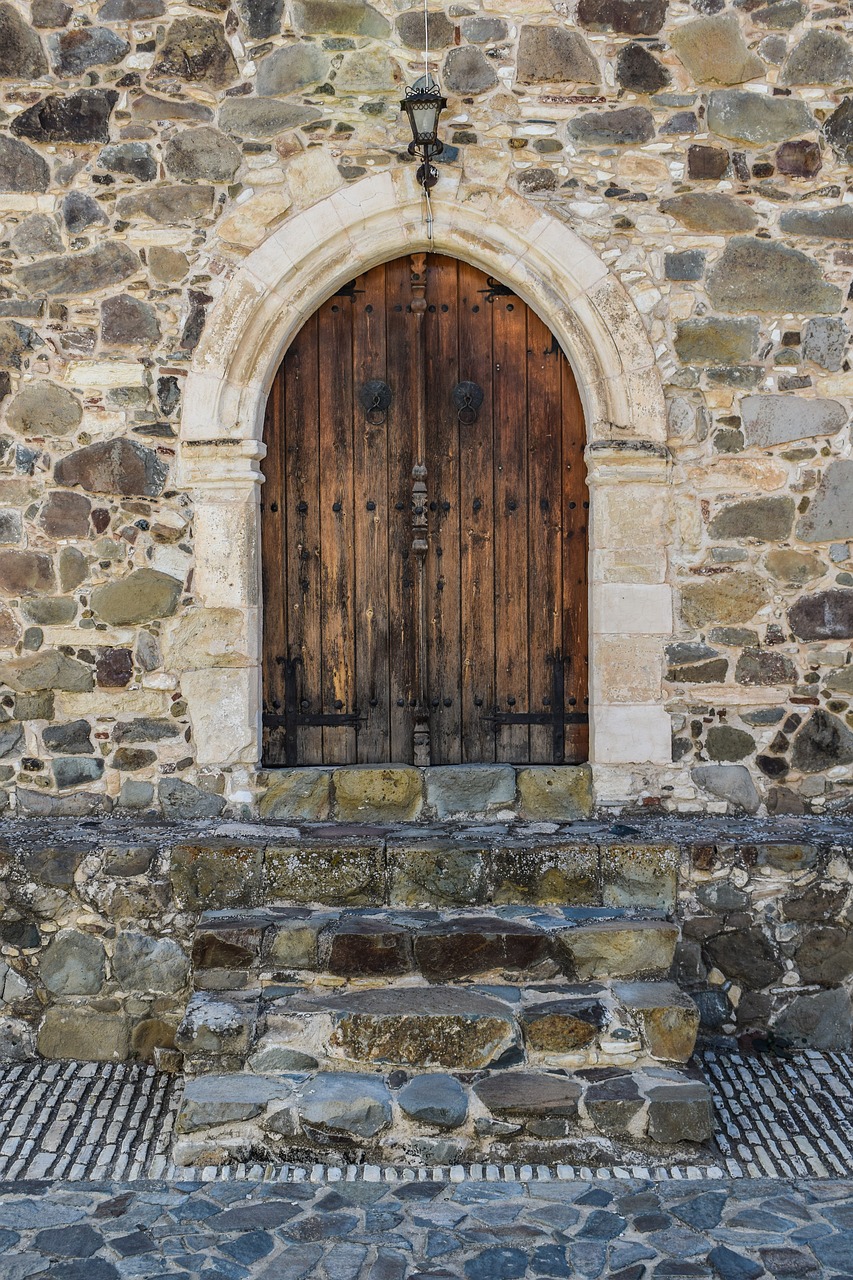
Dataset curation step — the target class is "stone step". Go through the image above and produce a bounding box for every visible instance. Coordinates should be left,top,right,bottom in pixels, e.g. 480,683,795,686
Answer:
176,978,700,1075
191,906,679,989
170,833,679,911
172,1062,714,1168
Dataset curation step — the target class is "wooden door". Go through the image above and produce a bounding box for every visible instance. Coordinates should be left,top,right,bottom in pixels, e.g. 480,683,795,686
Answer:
261,254,588,767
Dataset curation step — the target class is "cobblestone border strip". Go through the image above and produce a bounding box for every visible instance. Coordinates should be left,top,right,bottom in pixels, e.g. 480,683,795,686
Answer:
163,1159,732,1183
0,1061,180,1181
1,1051,851,1182
703,1047,853,1179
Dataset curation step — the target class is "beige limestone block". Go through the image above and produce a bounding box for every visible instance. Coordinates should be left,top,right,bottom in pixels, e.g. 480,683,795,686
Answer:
592,635,663,703
217,189,292,249
163,607,254,669
192,502,259,609
516,766,593,821
286,148,345,206
617,153,671,185
676,498,703,552
685,459,787,491
593,488,670,550
591,549,667,585
592,584,672,636
182,667,259,767
56,690,172,717
39,627,137,648
65,362,147,388
333,766,423,822
666,683,790,706
592,705,672,765
38,1008,129,1062
462,146,512,187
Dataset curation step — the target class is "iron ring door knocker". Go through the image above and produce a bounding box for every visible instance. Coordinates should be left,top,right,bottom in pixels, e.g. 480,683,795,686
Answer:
452,381,484,425
359,379,393,426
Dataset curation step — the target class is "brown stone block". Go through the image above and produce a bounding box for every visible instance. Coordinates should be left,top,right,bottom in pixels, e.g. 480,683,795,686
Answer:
0,548,54,596
414,916,550,982
687,143,729,180
170,841,263,911
388,841,487,907
313,986,519,1069
131,1017,177,1063
521,997,607,1053
601,845,678,909
739,843,818,872
264,840,385,906
326,917,412,977
615,982,700,1062
192,913,271,970
491,842,600,905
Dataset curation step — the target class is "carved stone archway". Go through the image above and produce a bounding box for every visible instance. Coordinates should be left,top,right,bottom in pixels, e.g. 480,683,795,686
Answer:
178,168,673,799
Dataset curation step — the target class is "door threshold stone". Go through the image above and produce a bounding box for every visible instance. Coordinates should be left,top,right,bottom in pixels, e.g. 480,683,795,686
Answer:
258,764,594,823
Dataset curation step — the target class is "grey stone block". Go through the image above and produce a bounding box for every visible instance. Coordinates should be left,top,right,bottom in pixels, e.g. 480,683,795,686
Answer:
112,932,189,994
398,1074,468,1129
177,1074,292,1132
297,1072,392,1140
40,929,106,996
424,765,516,818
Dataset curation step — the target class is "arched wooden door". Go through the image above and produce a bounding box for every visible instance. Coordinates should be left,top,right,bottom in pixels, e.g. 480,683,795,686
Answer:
261,254,588,768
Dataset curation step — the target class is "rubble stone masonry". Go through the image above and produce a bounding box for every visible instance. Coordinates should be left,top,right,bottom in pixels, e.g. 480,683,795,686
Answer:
0,0,851,818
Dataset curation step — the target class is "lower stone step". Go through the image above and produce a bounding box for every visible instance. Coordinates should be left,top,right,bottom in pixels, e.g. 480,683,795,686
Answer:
191,906,679,989
172,1064,714,1168
176,979,700,1074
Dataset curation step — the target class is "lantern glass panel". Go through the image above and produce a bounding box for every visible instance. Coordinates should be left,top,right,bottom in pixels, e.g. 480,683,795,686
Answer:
409,99,439,144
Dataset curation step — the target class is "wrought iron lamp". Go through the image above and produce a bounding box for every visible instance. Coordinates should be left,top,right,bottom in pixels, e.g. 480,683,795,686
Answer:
401,73,447,191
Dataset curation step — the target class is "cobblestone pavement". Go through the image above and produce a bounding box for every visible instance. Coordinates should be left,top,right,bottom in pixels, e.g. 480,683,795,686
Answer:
3,1051,853,1184
3,1173,853,1278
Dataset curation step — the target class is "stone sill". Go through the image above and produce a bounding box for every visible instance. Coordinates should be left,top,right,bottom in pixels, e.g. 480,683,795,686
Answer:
256,764,594,824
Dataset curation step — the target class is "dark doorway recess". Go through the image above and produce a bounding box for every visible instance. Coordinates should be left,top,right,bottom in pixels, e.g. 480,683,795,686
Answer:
261,253,589,767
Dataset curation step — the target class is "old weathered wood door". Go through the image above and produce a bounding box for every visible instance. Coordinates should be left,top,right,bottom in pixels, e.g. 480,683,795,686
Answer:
261,253,588,767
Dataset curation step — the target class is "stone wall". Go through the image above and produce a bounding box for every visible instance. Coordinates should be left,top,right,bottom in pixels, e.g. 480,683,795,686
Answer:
2,821,851,1062
0,0,851,815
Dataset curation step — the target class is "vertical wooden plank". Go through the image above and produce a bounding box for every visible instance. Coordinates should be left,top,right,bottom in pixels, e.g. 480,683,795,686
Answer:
458,261,496,764
281,314,323,764
260,362,288,765
317,292,356,763
526,310,564,763
352,265,391,763
561,357,590,764
423,255,462,764
492,287,530,762
386,256,418,762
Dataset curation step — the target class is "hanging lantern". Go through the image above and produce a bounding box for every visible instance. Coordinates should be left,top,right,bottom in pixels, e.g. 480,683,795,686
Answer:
400,73,447,190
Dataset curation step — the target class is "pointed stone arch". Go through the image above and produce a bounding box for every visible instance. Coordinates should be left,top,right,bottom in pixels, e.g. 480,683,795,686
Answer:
178,169,674,798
